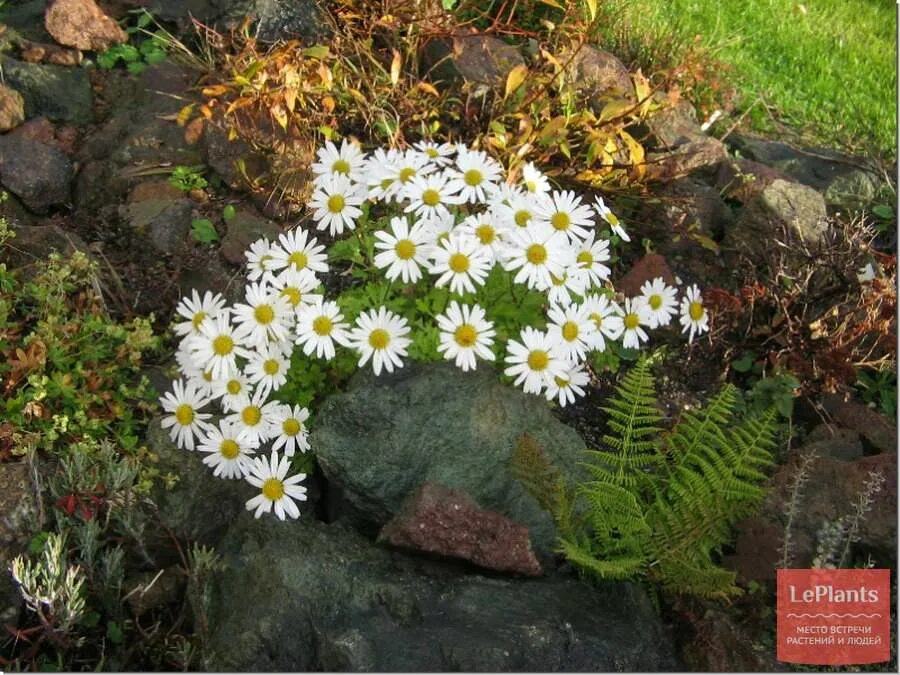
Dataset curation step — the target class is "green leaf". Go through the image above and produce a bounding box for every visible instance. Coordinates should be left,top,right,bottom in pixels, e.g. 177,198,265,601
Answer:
106,621,125,644
872,204,894,219
126,61,147,74
442,0,459,9
191,219,219,244
222,204,237,221
775,395,794,418
732,352,756,373
301,45,331,59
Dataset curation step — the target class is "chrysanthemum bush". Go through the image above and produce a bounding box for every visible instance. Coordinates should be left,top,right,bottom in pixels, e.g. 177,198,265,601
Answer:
160,140,711,520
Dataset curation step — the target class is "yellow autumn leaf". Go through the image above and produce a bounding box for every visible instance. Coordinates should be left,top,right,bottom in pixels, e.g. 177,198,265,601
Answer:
390,49,402,87
504,64,528,99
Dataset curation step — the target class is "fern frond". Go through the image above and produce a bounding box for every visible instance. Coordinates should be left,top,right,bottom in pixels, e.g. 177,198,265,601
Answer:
559,538,646,580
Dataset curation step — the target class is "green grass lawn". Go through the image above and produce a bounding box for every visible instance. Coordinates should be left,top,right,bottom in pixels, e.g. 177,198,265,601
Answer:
591,0,897,158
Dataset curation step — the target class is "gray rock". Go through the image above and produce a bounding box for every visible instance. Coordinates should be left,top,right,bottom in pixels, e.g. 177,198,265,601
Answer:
2,223,89,271
645,100,704,149
423,35,526,90
0,57,92,125
204,123,270,190
0,134,74,213
725,178,828,255
220,206,281,264
312,362,587,557
204,514,679,671
146,418,248,545
727,133,881,211
0,0,54,43
567,45,634,105
122,182,195,255
0,462,41,625
249,0,329,43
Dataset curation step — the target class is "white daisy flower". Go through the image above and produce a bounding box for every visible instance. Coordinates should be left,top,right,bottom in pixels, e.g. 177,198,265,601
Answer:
211,371,252,412
232,281,293,349
548,303,595,362
403,171,463,222
364,147,402,201
295,299,350,360
373,216,432,283
547,264,589,307
159,379,213,451
175,342,217,398
268,229,329,281
348,306,412,376
621,297,652,349
430,233,491,295
227,388,280,446
173,290,227,338
458,212,508,264
435,301,496,371
544,361,589,407
594,195,630,241
372,149,435,203
197,420,257,480
311,139,367,182
575,231,612,287
269,404,310,457
639,277,679,328
270,268,323,315
502,226,568,291
244,450,307,520
534,190,595,243
188,314,252,381
504,327,567,395
308,174,366,237
492,190,540,231
679,284,709,343
245,237,278,282
420,209,457,246
521,162,551,196
445,148,502,203
244,344,289,398
581,293,624,352
488,181,526,206
414,140,455,166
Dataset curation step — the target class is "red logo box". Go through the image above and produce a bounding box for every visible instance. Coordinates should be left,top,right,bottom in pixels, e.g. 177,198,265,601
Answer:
777,568,891,665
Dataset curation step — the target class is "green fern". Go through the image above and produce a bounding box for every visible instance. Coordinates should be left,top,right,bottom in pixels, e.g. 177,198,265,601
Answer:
512,357,780,599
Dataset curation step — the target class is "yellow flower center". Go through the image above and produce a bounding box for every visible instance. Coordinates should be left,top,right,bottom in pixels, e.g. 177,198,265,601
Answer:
281,287,301,307
191,311,207,330
514,210,531,227
258,254,273,270
550,273,566,287
395,239,416,260
449,253,470,273
283,418,302,436
649,294,663,310
526,244,547,265
220,439,240,459
525,180,537,193
561,321,579,342
422,188,441,206
398,167,416,183
475,224,495,244
527,349,549,371
254,304,275,325
689,301,705,321
464,169,483,187
577,251,593,265
551,212,571,231
368,328,390,350
263,359,280,375
589,312,603,329
226,379,242,395
554,375,570,387
312,316,333,336
262,478,284,501
425,147,439,158
332,159,351,175
242,405,262,426
624,313,640,330
327,194,346,213
454,324,477,347
175,404,194,426
212,335,234,356
607,213,620,226
288,251,308,270
380,177,393,189
203,370,214,382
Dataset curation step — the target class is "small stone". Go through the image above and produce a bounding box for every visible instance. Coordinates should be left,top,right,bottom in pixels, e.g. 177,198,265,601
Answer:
124,566,185,617
423,35,525,89
18,39,83,66
45,0,127,52
123,182,193,255
0,134,74,213
645,100,704,148
714,158,792,205
0,85,25,132
646,137,728,180
0,56,93,125
220,207,281,264
821,393,897,454
567,45,634,104
1,223,88,270
379,481,543,576
204,124,269,190
616,253,676,297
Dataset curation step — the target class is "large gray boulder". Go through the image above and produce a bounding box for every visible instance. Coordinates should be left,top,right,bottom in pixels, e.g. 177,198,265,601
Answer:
0,57,92,125
203,514,680,671
312,363,587,557
0,134,74,213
